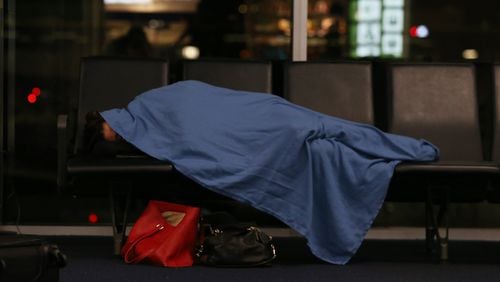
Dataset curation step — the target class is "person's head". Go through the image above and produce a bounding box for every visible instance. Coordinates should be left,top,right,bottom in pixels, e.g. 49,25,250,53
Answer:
83,111,119,154
83,111,142,157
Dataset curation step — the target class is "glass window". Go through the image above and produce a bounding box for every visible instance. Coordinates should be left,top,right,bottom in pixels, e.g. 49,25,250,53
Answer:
1,0,294,223
6,0,295,163
307,0,348,59
4,0,500,224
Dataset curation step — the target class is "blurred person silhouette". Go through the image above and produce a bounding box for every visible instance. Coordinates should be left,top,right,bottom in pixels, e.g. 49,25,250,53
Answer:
186,0,245,58
323,2,347,58
105,24,153,57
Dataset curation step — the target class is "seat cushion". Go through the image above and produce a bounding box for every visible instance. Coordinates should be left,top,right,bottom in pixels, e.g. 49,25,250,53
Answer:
67,155,173,175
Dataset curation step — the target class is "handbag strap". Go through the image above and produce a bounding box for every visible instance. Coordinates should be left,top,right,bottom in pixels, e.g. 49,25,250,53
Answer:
122,223,166,264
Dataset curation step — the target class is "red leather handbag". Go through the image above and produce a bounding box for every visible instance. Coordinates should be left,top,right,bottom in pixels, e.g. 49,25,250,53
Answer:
121,200,201,267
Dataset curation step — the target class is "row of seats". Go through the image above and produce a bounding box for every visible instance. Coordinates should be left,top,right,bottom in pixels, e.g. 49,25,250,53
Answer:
68,57,500,165
183,60,500,164
58,56,500,260
182,60,499,155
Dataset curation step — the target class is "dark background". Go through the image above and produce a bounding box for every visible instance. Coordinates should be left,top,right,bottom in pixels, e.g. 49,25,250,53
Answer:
2,0,500,227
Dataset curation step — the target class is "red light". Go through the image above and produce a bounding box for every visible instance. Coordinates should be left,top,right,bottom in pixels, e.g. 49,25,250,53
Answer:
88,213,99,224
409,26,418,38
27,94,37,104
26,86,42,104
32,87,41,96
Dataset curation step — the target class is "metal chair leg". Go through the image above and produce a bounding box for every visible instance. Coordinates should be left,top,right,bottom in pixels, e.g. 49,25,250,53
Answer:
437,189,450,262
425,188,437,254
425,186,450,262
109,183,133,256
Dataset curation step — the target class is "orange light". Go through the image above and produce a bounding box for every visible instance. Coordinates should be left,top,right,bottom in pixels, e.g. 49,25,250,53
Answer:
27,94,37,104
88,213,99,224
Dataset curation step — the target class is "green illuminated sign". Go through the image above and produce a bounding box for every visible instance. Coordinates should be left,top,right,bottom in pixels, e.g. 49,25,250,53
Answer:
349,0,405,58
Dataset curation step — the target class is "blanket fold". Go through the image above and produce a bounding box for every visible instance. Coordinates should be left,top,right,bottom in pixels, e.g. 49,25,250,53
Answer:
101,80,438,264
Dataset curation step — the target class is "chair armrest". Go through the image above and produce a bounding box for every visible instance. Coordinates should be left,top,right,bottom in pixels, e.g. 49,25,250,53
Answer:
57,114,69,187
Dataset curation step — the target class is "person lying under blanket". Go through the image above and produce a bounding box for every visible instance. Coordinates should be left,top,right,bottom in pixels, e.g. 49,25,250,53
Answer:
83,110,145,157
84,80,439,265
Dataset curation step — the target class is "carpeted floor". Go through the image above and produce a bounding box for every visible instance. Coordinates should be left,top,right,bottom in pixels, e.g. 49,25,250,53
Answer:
45,236,500,282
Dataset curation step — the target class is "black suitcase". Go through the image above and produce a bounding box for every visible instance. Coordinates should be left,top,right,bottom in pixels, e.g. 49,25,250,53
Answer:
0,235,67,282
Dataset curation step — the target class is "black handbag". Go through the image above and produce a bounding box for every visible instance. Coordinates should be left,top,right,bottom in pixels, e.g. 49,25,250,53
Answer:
196,213,277,267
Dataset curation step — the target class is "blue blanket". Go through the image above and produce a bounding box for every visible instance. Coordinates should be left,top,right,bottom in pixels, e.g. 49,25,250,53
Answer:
101,80,438,264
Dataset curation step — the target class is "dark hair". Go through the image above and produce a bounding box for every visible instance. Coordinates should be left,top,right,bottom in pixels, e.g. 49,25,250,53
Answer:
82,110,144,157
83,111,105,154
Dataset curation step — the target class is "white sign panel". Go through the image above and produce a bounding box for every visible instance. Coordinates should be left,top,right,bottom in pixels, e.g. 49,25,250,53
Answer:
383,0,404,8
357,23,381,45
383,9,404,32
382,34,403,56
357,0,382,21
